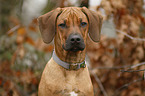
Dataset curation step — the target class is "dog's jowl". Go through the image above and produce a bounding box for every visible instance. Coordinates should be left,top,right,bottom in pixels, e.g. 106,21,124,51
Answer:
38,7,103,96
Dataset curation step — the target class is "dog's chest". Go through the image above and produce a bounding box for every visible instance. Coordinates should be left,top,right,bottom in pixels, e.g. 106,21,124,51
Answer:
51,69,88,96
40,58,93,96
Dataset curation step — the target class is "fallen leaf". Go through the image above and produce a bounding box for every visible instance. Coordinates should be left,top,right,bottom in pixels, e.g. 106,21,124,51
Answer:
26,36,35,46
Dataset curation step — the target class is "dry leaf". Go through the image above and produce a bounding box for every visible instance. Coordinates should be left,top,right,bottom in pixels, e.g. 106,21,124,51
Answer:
26,36,35,46
44,45,54,52
16,35,24,44
136,46,144,60
17,27,26,35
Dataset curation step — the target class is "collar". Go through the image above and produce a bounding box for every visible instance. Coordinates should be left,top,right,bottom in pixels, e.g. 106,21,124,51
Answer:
52,51,86,70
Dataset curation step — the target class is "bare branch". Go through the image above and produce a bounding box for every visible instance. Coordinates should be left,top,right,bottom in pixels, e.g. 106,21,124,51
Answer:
113,78,143,96
121,69,145,72
122,62,145,72
91,71,108,96
116,29,145,41
7,25,20,35
92,65,129,70
143,71,145,80
129,62,145,69
91,62,145,70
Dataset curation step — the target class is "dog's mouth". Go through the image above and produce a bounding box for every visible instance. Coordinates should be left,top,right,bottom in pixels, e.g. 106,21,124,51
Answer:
63,44,85,52
62,34,85,52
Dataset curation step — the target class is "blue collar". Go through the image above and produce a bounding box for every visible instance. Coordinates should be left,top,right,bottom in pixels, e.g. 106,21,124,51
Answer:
52,51,86,70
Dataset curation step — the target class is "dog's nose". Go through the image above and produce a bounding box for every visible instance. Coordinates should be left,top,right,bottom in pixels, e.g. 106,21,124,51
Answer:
63,34,85,51
70,35,81,44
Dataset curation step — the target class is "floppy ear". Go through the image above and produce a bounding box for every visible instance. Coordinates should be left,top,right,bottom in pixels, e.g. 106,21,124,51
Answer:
37,8,62,44
82,7,103,42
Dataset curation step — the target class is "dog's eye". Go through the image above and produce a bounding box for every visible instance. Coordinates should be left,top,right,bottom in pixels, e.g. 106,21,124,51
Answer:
80,22,87,27
58,23,66,28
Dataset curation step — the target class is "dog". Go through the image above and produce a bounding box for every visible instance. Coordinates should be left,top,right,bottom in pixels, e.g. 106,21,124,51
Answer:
38,7,103,96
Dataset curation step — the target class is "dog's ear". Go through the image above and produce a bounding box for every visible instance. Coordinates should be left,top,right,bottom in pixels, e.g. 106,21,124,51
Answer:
38,8,62,44
82,7,103,42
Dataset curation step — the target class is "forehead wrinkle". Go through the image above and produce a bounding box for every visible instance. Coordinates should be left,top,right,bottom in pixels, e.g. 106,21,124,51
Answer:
72,8,86,18
58,8,72,20
60,8,84,19
58,7,87,25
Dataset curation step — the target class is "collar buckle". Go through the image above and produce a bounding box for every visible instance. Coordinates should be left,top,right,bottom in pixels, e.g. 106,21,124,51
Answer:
53,51,86,70
69,63,78,70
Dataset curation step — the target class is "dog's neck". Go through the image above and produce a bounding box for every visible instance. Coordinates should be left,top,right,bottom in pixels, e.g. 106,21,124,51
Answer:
55,46,86,63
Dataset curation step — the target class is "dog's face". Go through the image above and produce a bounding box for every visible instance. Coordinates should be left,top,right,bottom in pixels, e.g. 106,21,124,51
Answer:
56,8,88,51
38,7,103,52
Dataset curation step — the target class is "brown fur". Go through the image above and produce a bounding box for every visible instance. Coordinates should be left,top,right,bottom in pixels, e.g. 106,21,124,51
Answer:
38,7,103,96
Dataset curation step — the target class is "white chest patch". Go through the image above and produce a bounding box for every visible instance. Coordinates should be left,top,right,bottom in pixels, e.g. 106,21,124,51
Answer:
70,91,78,96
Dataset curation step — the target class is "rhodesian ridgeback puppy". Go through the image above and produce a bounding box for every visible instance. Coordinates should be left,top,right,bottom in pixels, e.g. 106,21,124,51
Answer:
38,7,103,96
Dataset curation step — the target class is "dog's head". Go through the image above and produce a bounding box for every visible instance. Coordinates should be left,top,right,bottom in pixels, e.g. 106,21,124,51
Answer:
38,7,103,52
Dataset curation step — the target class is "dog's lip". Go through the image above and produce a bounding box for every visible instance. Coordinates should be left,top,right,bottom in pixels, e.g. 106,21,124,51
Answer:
62,44,84,52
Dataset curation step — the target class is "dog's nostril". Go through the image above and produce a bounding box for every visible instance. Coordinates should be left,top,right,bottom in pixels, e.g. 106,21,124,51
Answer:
69,34,82,43
71,38,81,43
71,38,75,41
76,38,80,41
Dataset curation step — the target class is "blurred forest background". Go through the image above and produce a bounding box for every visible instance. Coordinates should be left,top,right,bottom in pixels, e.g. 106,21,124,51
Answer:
0,0,145,96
